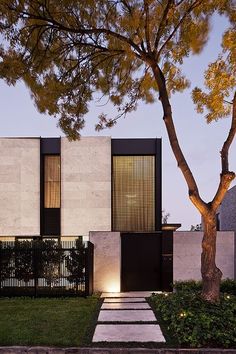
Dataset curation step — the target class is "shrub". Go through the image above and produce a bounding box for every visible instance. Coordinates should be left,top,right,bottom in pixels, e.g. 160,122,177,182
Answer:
174,279,236,295
65,237,85,293
150,291,236,348
15,240,34,283
173,280,201,293
0,243,14,281
220,278,236,295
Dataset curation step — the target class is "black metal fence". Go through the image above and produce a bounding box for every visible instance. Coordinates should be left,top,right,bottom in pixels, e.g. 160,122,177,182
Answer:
0,238,94,297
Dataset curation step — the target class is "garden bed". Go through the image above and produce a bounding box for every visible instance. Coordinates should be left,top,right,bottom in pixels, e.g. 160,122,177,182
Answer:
149,280,236,348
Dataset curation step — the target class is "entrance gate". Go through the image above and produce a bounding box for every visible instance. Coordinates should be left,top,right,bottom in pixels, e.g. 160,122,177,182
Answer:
121,232,173,292
121,233,161,291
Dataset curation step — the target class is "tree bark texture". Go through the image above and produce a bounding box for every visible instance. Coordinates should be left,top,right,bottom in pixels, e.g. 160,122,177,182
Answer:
201,213,222,302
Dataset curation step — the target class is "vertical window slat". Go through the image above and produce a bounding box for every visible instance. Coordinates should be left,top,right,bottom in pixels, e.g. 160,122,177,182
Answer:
44,156,60,208
112,156,155,232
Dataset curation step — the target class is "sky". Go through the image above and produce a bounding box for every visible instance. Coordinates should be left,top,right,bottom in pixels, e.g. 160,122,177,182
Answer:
0,14,235,231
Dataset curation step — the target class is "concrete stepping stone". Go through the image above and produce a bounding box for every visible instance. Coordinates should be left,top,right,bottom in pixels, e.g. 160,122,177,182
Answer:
98,309,156,322
101,302,150,309
104,297,146,303
92,324,166,342
101,291,160,298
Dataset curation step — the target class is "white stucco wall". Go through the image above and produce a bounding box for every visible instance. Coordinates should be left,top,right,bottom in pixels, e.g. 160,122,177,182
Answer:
61,137,111,237
0,138,40,236
89,231,121,292
173,231,235,281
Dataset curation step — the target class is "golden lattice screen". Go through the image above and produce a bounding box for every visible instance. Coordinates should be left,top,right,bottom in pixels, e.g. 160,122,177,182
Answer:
44,155,61,208
112,155,155,232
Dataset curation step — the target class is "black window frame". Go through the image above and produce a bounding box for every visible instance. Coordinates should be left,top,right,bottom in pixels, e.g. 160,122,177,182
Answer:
111,138,162,232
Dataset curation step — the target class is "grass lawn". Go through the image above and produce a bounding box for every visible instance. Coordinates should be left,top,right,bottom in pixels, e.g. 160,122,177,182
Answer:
0,296,101,347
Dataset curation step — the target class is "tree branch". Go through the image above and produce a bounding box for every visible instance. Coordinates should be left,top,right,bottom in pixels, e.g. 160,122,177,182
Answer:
211,92,236,210
16,6,143,57
220,92,236,173
156,0,203,59
144,0,151,53
154,0,173,51
151,62,207,214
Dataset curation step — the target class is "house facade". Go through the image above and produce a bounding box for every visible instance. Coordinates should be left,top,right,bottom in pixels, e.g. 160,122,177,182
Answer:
0,136,161,241
0,136,234,292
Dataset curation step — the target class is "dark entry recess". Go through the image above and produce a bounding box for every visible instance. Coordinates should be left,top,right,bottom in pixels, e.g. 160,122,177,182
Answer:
161,230,173,292
121,231,173,292
121,233,162,291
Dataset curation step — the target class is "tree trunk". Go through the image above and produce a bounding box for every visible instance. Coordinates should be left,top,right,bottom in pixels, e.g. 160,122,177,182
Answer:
201,212,222,302
150,63,234,303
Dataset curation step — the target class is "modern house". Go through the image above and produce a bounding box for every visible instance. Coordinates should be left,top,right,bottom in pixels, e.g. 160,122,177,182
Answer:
0,136,234,293
0,136,161,240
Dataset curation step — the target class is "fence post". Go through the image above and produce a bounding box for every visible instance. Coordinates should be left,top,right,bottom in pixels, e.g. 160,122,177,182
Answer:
85,242,94,296
33,244,39,298
0,244,2,296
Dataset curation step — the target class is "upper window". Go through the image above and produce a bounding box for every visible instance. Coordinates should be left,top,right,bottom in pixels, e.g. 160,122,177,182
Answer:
44,155,60,208
112,155,155,232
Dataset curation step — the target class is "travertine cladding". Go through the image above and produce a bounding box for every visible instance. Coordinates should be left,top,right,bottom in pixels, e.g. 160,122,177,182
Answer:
219,185,236,232
173,231,235,281
89,231,121,292
61,137,111,236
0,138,40,236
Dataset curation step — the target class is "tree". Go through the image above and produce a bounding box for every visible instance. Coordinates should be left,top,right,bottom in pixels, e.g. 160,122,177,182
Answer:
0,242,14,283
40,239,64,288
15,240,34,283
65,237,85,294
0,0,235,302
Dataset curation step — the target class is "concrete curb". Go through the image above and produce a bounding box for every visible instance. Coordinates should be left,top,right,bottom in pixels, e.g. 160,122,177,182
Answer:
0,347,236,354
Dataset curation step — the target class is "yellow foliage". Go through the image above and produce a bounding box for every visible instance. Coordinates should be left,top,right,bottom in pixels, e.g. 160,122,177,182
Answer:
0,0,235,136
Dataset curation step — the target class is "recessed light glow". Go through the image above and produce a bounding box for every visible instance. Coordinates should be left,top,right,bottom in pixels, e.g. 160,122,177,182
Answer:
106,281,120,293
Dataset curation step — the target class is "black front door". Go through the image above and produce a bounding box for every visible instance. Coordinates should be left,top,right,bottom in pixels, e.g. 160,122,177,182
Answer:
121,233,162,291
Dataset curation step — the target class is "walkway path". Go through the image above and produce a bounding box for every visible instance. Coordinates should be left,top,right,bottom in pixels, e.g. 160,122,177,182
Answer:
92,292,166,343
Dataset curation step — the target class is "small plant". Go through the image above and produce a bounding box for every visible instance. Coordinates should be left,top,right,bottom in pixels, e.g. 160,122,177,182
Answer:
162,209,170,224
190,223,202,231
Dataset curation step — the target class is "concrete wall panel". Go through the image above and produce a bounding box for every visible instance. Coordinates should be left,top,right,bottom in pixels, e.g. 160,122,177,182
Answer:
61,137,111,237
173,231,235,281
89,231,121,292
0,139,40,236
219,185,236,232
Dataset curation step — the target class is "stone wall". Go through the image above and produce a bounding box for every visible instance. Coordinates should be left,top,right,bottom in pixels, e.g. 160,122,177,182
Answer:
89,231,121,292
173,231,235,281
0,138,40,236
90,230,235,292
61,137,111,237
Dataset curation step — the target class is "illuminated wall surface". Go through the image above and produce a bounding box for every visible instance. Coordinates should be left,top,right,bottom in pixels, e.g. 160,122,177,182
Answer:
112,155,155,232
